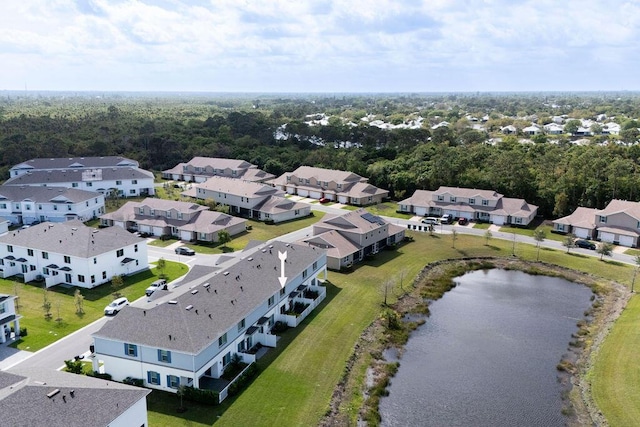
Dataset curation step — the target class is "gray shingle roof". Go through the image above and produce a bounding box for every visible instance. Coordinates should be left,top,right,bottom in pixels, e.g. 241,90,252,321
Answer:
1,367,148,427
11,156,138,171
300,230,359,259
0,220,145,258
0,185,101,203
196,176,284,197
93,241,325,354
553,207,597,228
597,199,640,220
251,195,308,214
4,167,153,186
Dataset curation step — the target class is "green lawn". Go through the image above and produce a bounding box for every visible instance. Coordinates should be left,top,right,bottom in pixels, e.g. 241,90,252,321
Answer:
499,224,566,242
591,294,640,426
473,222,491,229
624,248,640,257
363,202,413,219
4,260,188,352
145,232,635,427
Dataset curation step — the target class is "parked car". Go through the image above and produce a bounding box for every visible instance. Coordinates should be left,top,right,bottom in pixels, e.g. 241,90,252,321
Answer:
441,214,453,224
458,217,469,226
175,246,196,256
145,279,167,297
421,217,440,225
319,197,330,204
574,239,596,250
104,297,129,316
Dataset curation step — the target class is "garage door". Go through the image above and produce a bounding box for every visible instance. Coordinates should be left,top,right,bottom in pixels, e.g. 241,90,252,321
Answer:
574,228,589,239
310,191,322,199
492,215,505,226
415,207,428,216
599,232,615,243
620,235,635,247
298,189,309,197
338,196,349,204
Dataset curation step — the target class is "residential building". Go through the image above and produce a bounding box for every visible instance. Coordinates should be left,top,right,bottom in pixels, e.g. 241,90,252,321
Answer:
162,157,275,183
6,156,154,197
91,240,327,402
0,185,105,225
100,198,247,242
398,187,538,226
0,294,21,344
299,208,405,270
553,199,640,247
0,367,149,427
187,176,310,223
268,166,389,206
523,124,541,135
0,219,8,236
0,220,148,288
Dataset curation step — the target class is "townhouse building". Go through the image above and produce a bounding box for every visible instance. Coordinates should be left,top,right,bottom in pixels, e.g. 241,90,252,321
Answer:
6,156,154,197
188,176,310,223
91,241,327,402
268,166,389,206
100,198,247,242
0,185,104,225
162,157,274,183
300,208,405,270
0,294,21,344
0,221,148,288
398,186,538,226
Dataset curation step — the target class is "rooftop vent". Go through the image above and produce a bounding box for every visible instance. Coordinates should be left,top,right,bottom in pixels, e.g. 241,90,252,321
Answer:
247,257,253,261
186,305,193,311
191,289,198,295
168,300,178,305
203,283,210,288
47,389,60,399
223,272,229,276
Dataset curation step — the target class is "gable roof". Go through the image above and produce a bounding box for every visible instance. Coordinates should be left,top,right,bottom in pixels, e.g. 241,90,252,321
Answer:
10,156,138,171
93,241,324,354
597,199,640,220
183,157,255,170
3,167,153,187
434,186,503,201
251,195,308,214
287,166,365,184
1,367,148,427
316,208,388,234
0,186,101,204
553,207,598,229
300,231,360,259
196,176,283,198
0,220,144,258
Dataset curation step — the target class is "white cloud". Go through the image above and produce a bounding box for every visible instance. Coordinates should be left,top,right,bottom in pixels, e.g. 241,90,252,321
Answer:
0,0,639,91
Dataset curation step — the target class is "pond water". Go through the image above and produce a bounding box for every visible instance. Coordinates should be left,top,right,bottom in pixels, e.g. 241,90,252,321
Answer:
379,269,593,427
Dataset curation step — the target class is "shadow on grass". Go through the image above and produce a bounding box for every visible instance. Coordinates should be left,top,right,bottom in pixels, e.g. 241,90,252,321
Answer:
484,244,501,251
567,252,587,258
602,259,624,267
147,281,342,424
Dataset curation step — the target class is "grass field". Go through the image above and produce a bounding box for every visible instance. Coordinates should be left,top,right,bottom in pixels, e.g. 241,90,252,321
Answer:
3,261,187,351
498,224,566,242
147,232,637,426
590,294,640,426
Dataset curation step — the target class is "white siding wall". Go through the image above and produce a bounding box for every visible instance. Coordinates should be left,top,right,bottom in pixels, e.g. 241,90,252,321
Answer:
108,398,149,427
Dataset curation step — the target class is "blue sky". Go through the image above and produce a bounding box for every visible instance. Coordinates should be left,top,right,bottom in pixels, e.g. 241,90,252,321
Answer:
1,0,639,92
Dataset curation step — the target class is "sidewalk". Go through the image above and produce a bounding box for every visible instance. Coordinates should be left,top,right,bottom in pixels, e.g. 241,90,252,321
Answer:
0,339,33,370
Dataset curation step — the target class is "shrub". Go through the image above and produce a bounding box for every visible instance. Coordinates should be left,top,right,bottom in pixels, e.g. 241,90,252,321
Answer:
227,363,259,398
123,377,144,387
88,371,112,381
181,386,219,405
19,327,27,337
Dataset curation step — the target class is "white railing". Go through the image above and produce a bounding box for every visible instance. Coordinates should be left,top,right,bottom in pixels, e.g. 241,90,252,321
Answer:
218,362,255,403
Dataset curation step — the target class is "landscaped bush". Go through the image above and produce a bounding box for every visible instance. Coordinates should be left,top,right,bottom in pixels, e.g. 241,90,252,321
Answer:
303,289,319,300
181,385,219,406
271,321,288,333
123,377,144,387
227,363,260,398
88,371,112,381
19,327,27,336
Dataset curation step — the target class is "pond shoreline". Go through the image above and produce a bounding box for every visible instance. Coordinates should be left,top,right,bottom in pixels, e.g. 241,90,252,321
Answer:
319,257,630,427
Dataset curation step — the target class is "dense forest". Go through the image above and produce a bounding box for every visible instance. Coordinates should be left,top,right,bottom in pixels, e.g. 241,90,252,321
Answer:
2,92,640,218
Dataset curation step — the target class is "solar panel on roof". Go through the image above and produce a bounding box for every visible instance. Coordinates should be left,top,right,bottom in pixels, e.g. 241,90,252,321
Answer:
361,212,385,225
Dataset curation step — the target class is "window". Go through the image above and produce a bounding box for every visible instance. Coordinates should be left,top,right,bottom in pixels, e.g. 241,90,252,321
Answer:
43,268,50,275
450,197,456,202
25,205,31,211
129,189,136,194
65,273,72,283
67,205,72,211
177,212,183,220
0,203,5,209
218,333,228,347
38,205,42,210
15,204,19,210
134,244,138,253
86,182,92,187
222,352,231,366
30,265,36,271
302,269,308,279
166,211,171,218
599,216,607,223
150,209,155,216
0,303,5,314
116,180,122,185
7,245,13,253
78,275,85,283
53,205,58,211
21,264,28,274
268,295,275,306
124,343,138,357
482,200,489,206
72,182,79,188
238,318,246,332
102,271,107,279
158,349,172,363
280,287,285,296
91,275,95,283
147,371,160,385
313,261,318,270
116,249,124,257
42,252,48,259
469,198,475,205
437,195,444,201
64,256,71,264
93,257,97,264
132,179,138,184
167,375,179,389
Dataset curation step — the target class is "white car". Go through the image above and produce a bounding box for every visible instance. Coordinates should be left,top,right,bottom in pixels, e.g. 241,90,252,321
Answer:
145,279,167,296
104,297,129,316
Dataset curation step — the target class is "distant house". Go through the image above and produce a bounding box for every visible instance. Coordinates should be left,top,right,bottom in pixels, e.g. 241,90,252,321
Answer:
6,156,155,197
0,185,104,225
0,221,148,288
398,187,538,226
543,123,564,134
91,240,327,402
522,125,541,135
501,125,517,135
268,166,388,206
100,198,247,242
162,157,275,183
0,294,21,344
0,367,149,427
299,208,405,270
187,176,311,223
553,199,640,247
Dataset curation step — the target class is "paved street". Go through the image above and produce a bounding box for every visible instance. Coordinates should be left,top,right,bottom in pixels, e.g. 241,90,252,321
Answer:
2,200,636,373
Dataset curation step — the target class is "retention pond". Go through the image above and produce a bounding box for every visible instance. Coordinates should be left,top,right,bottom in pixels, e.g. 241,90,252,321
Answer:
379,268,593,427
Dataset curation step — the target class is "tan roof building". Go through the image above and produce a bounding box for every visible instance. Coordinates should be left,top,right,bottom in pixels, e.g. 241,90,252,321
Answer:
162,157,274,183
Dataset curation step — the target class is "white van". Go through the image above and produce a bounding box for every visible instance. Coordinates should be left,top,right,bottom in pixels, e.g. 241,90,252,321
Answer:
421,217,440,225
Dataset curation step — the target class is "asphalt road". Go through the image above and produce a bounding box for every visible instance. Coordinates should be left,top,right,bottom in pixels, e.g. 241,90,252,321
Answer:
4,202,635,372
